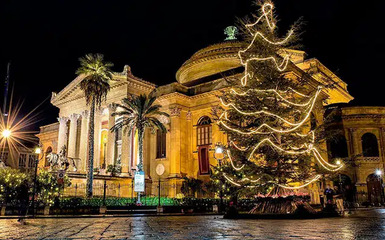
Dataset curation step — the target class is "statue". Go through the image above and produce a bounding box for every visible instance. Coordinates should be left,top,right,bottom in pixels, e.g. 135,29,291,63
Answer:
0,159,6,168
46,145,77,171
224,26,238,41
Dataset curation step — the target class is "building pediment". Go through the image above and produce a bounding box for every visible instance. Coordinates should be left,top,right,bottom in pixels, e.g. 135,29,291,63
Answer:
51,65,155,107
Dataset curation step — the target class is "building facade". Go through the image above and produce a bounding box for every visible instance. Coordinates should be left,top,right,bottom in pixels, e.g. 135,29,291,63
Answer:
326,106,385,205
37,40,357,201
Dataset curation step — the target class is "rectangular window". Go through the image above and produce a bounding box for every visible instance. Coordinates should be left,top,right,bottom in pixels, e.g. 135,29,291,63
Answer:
28,155,35,168
18,154,27,168
198,146,210,175
156,129,166,158
197,125,212,146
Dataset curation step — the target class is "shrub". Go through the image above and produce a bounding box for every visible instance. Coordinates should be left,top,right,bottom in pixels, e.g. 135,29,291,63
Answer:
0,168,30,206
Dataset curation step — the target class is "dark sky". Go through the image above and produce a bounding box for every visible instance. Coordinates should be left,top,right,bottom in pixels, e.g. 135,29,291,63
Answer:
1,0,384,130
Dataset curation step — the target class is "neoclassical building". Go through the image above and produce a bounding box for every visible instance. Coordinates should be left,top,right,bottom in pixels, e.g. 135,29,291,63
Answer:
37,40,356,201
326,105,385,204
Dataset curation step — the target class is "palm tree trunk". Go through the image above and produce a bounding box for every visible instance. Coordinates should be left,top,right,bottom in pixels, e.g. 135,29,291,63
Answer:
137,128,144,172
86,98,96,198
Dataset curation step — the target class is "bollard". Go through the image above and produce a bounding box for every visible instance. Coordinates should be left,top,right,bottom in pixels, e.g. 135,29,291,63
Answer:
1,206,6,216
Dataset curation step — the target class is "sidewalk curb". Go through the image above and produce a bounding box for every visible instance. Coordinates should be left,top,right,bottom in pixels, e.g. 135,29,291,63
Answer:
0,213,224,219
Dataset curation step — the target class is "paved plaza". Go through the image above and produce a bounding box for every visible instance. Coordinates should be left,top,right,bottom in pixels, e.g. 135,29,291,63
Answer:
1,209,385,239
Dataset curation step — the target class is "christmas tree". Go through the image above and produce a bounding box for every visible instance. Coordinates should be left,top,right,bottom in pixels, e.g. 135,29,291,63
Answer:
211,1,343,200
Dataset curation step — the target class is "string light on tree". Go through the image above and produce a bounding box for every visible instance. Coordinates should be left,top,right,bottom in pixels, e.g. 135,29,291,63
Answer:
211,0,343,196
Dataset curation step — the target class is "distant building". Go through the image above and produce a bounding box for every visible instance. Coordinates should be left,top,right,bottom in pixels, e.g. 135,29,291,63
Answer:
0,146,38,172
326,106,385,205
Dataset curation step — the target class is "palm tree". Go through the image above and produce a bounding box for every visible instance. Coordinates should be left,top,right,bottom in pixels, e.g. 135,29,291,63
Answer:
76,53,113,198
111,92,169,172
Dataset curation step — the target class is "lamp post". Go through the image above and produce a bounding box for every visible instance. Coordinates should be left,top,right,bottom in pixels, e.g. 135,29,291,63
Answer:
213,142,225,213
336,159,343,191
375,169,384,204
102,136,107,169
32,144,43,217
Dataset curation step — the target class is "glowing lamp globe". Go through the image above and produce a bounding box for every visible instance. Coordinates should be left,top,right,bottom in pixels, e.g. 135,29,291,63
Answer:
215,146,223,154
2,129,11,138
336,160,341,165
35,147,41,154
375,169,382,176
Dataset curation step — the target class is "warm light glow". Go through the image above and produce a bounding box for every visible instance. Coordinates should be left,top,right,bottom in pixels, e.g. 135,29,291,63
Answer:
336,159,342,165
215,146,223,154
35,147,41,154
375,169,382,176
2,129,11,138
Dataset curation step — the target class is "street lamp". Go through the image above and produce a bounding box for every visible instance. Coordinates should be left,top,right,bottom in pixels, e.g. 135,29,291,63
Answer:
375,169,382,177
335,158,343,191
2,129,11,138
102,135,107,169
31,144,43,217
213,142,226,213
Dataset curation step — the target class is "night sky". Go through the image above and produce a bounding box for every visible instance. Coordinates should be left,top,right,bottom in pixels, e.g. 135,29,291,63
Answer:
0,0,384,130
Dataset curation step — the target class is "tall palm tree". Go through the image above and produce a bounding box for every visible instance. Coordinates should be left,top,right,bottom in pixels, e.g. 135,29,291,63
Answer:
111,92,169,172
76,53,113,198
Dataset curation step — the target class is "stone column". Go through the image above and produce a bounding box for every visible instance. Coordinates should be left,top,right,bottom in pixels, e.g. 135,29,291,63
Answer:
107,104,116,167
186,110,193,176
68,113,80,158
121,126,131,176
94,109,102,169
57,117,69,153
169,106,182,178
79,110,89,172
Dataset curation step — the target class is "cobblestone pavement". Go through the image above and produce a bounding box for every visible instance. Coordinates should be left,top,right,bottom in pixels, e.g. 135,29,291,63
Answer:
1,209,385,240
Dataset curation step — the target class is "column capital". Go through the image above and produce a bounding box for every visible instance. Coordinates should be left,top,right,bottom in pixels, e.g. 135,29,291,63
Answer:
170,106,182,117
186,110,192,120
81,110,89,119
108,103,117,112
57,116,69,124
69,113,80,122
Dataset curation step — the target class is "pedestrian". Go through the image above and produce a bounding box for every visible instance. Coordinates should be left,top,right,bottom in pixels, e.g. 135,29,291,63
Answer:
324,185,334,205
334,186,344,215
17,180,30,224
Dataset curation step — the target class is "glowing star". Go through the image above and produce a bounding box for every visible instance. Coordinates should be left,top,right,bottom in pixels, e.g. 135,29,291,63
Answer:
224,26,238,41
1,92,44,162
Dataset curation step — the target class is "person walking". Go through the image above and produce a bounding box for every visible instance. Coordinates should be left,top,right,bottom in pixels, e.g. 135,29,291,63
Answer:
334,186,344,215
17,180,30,224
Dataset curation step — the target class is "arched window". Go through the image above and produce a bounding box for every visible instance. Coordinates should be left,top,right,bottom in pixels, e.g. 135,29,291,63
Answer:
362,133,379,157
45,146,53,154
45,147,53,167
197,116,212,175
330,135,349,158
197,116,212,146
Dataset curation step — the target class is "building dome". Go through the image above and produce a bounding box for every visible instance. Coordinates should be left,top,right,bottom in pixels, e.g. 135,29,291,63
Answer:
176,41,244,86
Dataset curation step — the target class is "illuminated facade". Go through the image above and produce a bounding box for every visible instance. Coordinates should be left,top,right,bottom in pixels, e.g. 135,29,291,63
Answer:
37,40,356,201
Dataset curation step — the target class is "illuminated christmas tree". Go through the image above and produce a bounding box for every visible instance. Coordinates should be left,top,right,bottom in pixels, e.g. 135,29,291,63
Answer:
211,1,343,200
